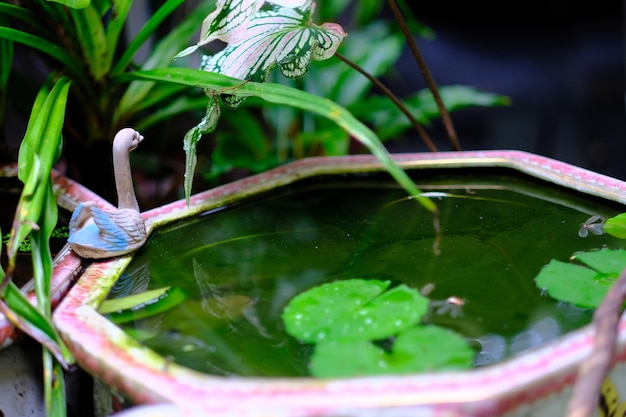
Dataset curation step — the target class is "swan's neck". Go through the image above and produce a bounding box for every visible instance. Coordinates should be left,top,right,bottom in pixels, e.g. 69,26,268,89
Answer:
113,144,139,211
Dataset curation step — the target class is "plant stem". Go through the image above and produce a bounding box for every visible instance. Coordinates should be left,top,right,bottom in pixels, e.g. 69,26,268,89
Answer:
566,266,626,417
334,52,438,152
387,0,461,151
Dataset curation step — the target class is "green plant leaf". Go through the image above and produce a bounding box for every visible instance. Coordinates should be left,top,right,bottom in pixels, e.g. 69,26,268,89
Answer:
325,284,429,342
353,85,511,141
1,282,73,367
8,77,70,261
309,22,404,106
310,340,387,377
2,77,74,371
208,109,276,179
604,213,626,239
535,249,626,308
43,349,66,416
0,27,84,81
575,249,626,276
391,326,474,372
111,0,184,75
47,0,91,8
309,326,474,378
282,279,391,343
116,68,436,213
70,4,108,80
101,287,186,324
114,0,214,121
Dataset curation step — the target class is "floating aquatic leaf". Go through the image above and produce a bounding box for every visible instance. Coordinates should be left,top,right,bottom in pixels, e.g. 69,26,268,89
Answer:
575,249,626,276
324,284,429,342
390,326,475,372
309,326,474,378
282,279,390,343
309,340,386,377
604,213,626,239
283,279,472,378
535,249,626,308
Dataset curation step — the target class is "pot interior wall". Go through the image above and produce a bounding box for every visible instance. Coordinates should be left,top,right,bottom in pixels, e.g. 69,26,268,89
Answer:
105,167,626,377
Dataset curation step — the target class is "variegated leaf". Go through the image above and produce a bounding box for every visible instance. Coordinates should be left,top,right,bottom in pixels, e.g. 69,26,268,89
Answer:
176,0,311,58
200,5,345,108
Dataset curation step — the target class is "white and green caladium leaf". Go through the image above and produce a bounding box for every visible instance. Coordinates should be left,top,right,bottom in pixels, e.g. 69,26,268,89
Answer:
192,2,345,132
200,3,345,117
176,0,311,57
200,4,345,86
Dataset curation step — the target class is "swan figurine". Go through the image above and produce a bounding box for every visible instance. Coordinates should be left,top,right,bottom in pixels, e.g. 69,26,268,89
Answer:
68,128,147,259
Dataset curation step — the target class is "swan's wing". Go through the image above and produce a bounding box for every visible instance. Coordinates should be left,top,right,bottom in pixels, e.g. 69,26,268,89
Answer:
90,207,146,247
69,201,96,231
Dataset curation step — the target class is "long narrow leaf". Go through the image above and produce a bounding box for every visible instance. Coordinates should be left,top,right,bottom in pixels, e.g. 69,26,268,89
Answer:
0,3,44,32
102,0,133,71
116,67,436,213
111,0,185,74
48,0,91,8
114,0,214,122
70,5,108,80
0,27,89,88
9,77,70,262
1,282,74,366
31,185,57,315
44,349,67,416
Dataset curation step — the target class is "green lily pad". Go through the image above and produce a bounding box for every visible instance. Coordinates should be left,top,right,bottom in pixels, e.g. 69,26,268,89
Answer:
282,279,428,343
309,326,474,378
282,279,391,343
310,340,387,377
325,284,429,342
535,249,626,308
391,326,475,372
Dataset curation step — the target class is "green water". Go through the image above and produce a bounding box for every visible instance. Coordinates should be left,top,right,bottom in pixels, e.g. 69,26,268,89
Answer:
109,169,626,376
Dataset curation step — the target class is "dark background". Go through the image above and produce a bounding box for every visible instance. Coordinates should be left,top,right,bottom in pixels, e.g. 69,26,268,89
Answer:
387,2,626,181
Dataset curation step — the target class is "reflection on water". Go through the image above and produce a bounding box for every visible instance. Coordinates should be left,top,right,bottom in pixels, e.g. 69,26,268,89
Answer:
108,171,626,376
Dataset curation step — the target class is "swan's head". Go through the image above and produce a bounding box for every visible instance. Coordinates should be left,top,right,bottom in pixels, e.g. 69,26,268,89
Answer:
113,128,144,153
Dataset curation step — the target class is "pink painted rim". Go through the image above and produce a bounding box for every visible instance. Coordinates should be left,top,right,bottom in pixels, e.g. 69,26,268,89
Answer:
53,151,626,416
0,164,114,349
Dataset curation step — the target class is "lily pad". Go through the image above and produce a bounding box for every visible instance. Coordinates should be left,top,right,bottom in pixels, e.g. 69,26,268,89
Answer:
324,284,429,342
535,249,626,308
282,279,429,343
309,326,474,378
282,279,391,343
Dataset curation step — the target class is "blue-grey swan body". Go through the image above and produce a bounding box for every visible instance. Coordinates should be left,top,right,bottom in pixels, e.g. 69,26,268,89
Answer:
68,128,147,259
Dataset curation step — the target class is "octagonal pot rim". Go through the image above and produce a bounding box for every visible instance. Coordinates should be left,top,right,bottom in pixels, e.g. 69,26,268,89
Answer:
52,150,626,417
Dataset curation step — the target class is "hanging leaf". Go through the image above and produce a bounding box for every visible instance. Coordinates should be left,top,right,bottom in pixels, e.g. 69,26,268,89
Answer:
183,97,220,202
